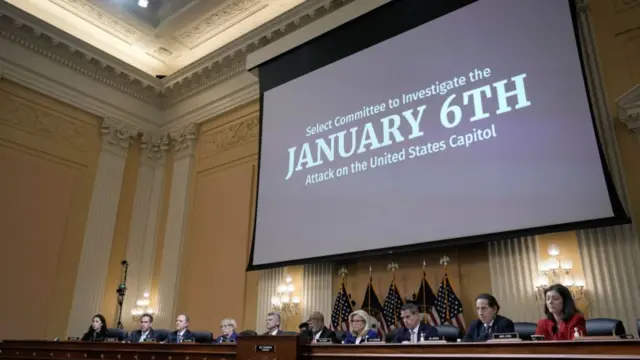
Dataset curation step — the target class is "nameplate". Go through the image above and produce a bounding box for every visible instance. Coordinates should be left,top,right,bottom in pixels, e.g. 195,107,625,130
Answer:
66,337,80,341
182,339,194,343
220,338,235,343
492,333,519,340
256,345,275,352
316,338,332,343
620,334,634,340
365,338,382,343
530,335,545,341
418,339,447,344
105,338,119,342
143,338,156,342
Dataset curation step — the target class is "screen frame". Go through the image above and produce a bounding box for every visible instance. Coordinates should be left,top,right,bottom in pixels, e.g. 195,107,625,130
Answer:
247,0,630,271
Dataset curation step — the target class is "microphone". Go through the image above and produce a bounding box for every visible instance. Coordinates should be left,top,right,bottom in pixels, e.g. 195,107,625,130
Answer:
552,325,558,335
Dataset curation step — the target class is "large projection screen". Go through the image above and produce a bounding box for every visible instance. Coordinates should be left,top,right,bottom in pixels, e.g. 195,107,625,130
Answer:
249,0,627,269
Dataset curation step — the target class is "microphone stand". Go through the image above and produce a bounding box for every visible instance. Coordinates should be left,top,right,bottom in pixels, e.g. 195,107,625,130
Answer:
116,260,129,329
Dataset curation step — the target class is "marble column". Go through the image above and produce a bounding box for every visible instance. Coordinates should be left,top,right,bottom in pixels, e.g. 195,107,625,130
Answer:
120,133,171,330
154,123,198,329
67,118,137,337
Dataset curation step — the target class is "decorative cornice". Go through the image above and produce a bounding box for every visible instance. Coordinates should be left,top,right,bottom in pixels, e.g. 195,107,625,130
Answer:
0,0,356,110
0,14,163,107
616,84,640,135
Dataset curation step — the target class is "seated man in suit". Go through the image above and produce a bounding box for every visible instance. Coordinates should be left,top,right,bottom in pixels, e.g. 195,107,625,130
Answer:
128,313,158,342
301,311,338,343
463,293,515,342
392,303,438,343
262,312,284,336
166,314,196,343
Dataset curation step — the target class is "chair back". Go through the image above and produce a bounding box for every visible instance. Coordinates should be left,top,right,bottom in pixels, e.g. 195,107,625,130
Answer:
585,318,626,336
191,331,213,343
435,325,461,342
105,328,127,341
153,329,170,342
385,329,397,343
514,322,537,340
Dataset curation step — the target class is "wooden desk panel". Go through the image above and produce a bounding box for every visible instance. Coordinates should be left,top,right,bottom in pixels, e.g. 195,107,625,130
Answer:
307,339,640,359
2,339,639,360
0,341,235,360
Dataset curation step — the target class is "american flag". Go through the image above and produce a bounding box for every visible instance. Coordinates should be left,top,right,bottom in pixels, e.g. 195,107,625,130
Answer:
382,281,404,330
435,273,466,332
361,277,388,336
331,282,353,331
413,270,441,326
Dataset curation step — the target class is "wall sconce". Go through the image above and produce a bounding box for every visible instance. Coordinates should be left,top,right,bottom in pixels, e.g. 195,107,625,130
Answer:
535,244,586,303
131,292,154,320
271,275,301,320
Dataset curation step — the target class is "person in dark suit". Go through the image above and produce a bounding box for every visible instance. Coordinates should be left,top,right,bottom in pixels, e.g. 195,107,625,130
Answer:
165,314,196,343
392,303,438,343
262,312,285,336
463,293,515,342
215,318,238,343
128,313,158,343
81,314,108,342
300,312,338,343
535,284,586,340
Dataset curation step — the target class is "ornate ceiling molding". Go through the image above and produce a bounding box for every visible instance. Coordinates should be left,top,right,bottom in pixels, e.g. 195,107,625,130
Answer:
0,0,355,111
617,84,640,135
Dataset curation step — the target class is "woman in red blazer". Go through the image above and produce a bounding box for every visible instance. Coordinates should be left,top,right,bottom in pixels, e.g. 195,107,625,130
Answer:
535,284,586,340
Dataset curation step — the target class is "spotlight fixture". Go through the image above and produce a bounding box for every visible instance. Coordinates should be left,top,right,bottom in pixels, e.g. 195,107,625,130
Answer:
138,0,148,8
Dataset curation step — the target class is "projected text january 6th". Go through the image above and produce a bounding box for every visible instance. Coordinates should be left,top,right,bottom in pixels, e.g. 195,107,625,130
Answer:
286,70,532,186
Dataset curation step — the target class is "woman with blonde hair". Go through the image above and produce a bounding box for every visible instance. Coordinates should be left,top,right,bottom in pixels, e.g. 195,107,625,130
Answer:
215,318,238,343
344,310,379,344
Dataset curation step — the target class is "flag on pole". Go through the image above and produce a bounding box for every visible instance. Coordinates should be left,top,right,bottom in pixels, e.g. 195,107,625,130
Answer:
382,280,404,330
331,282,354,331
413,266,441,326
360,267,388,336
435,271,466,333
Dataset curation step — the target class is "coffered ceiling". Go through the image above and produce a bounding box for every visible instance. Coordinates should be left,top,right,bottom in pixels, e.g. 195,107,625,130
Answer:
4,0,304,76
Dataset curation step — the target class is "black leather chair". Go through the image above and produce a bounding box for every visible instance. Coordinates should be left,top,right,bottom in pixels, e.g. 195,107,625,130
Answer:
334,331,345,343
239,330,257,336
154,329,170,342
105,328,127,341
436,325,461,342
385,329,397,343
191,331,213,343
585,318,626,336
514,322,537,340
281,331,298,335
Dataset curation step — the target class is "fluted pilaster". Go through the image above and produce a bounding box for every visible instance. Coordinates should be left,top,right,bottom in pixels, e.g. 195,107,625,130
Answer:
120,133,170,330
154,123,197,329
488,236,541,323
256,268,284,332
67,118,137,336
574,2,640,337
301,263,334,323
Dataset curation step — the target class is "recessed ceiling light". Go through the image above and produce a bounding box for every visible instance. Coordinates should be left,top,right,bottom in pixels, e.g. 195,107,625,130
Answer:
138,0,148,8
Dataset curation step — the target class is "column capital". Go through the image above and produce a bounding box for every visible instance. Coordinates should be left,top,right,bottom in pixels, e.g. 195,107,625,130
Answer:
575,0,589,12
100,118,139,156
617,84,640,137
170,122,198,159
140,131,171,163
